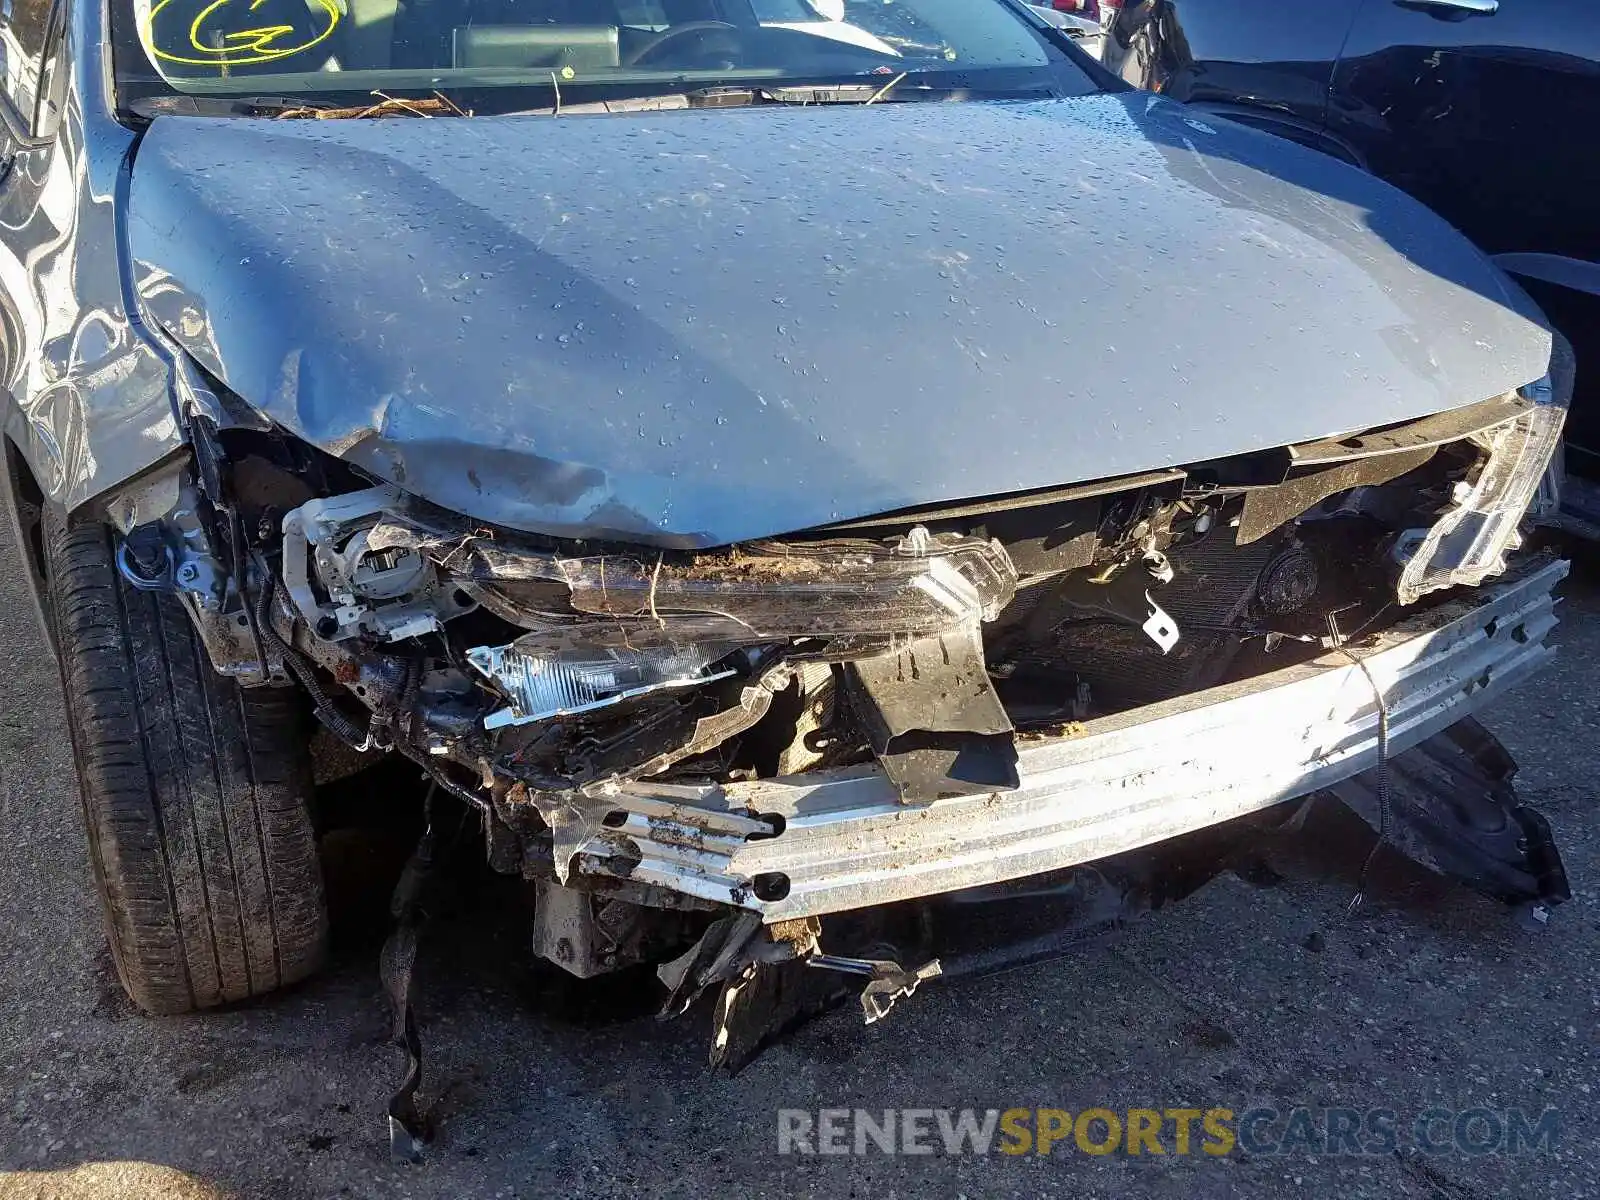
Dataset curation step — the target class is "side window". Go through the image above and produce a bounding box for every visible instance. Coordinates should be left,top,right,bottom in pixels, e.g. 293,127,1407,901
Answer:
0,0,54,122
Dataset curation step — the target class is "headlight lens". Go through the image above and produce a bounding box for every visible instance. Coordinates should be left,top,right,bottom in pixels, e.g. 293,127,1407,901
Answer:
555,529,1017,643
1396,381,1566,605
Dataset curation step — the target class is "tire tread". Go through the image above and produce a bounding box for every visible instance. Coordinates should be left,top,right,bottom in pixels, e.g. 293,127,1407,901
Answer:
46,516,326,1013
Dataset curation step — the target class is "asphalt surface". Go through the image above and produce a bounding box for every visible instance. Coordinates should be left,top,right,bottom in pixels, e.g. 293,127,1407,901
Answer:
0,519,1595,1200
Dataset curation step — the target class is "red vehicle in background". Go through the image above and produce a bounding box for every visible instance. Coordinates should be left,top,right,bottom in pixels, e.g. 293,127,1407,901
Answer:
1024,0,1118,56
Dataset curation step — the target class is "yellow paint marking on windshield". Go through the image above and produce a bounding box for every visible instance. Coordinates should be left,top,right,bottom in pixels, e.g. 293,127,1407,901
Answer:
220,25,296,47
146,0,341,67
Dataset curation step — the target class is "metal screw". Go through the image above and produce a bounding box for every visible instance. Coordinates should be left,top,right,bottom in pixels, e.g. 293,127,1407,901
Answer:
176,562,200,584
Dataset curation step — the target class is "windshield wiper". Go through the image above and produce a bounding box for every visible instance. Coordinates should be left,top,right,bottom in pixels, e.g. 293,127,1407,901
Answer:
504,80,1050,116
126,93,328,119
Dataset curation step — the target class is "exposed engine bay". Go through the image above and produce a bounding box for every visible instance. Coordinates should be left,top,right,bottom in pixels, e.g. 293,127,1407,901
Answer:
104,383,1570,1078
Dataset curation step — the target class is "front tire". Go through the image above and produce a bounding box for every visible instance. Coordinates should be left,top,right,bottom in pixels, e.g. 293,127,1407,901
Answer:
46,514,327,1014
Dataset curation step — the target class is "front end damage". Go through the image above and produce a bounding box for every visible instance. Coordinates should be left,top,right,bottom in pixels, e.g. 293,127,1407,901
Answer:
106,378,1573,1061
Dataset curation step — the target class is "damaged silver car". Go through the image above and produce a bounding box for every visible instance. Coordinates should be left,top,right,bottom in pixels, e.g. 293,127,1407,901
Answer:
0,0,1575,1130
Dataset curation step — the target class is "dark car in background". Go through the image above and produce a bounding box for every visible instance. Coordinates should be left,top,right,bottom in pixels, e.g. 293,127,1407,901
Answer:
1101,0,1600,488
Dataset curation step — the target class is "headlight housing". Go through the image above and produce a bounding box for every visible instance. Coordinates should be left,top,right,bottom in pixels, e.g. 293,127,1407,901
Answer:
1396,377,1567,605
446,527,1016,730
552,529,1016,647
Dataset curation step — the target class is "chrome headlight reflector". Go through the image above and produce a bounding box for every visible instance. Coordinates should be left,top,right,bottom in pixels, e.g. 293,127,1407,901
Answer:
466,642,739,730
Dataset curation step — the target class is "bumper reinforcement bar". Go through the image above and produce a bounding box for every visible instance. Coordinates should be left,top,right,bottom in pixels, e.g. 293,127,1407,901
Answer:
580,558,1568,921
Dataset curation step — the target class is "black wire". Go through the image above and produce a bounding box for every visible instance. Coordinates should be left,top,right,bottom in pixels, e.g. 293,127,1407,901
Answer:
1326,610,1393,915
252,576,372,748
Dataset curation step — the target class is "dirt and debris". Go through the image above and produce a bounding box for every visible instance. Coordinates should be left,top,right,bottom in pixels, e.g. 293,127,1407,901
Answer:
276,93,471,120
671,545,852,582
1017,720,1089,741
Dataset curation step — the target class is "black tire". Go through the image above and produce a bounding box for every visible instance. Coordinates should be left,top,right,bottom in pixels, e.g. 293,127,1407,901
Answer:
45,513,327,1014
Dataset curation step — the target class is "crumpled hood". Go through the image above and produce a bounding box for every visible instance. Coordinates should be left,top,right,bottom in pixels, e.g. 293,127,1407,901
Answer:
127,92,1550,546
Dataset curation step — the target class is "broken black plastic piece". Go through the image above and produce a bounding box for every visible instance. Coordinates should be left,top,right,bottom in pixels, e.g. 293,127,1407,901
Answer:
844,626,1019,802
381,815,438,1164
1327,717,1571,908
382,923,426,1165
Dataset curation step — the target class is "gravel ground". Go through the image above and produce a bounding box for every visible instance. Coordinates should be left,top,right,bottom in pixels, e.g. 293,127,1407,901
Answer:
0,520,1595,1200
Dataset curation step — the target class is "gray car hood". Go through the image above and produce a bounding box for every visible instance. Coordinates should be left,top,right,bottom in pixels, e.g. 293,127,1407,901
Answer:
127,92,1550,547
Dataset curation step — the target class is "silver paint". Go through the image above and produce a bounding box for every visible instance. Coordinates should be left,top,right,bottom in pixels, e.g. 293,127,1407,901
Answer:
0,0,183,514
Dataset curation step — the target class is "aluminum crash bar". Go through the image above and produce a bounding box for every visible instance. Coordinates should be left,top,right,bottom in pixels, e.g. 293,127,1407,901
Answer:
581,557,1568,922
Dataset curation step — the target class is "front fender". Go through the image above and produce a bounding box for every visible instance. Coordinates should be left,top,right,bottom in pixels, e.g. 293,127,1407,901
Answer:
0,0,185,524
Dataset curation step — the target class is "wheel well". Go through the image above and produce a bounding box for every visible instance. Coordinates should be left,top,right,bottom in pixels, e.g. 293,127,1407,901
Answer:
3,436,48,580
3,434,56,651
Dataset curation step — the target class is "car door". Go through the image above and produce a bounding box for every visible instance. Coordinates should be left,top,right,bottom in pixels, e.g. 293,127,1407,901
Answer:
1330,0,1600,263
1330,0,1600,467
1102,0,1366,135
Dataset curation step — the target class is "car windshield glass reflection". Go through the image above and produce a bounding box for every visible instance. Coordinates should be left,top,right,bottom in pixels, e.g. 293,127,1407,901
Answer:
120,0,1065,97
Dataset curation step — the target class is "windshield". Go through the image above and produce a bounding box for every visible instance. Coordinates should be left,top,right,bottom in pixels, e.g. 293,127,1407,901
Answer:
112,0,1095,108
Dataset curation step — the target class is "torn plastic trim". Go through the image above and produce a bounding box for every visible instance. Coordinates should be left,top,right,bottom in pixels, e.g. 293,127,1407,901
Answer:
656,911,811,1018
1327,716,1571,910
1283,391,1534,467
581,556,1567,921
505,785,620,886
497,662,796,881
1395,384,1567,605
622,661,795,779
844,623,1020,801
806,954,944,1024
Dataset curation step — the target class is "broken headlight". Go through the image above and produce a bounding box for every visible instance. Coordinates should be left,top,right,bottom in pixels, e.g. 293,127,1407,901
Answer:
280,484,1019,732
1396,379,1567,605
281,487,478,641
458,528,1016,730
555,528,1016,645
